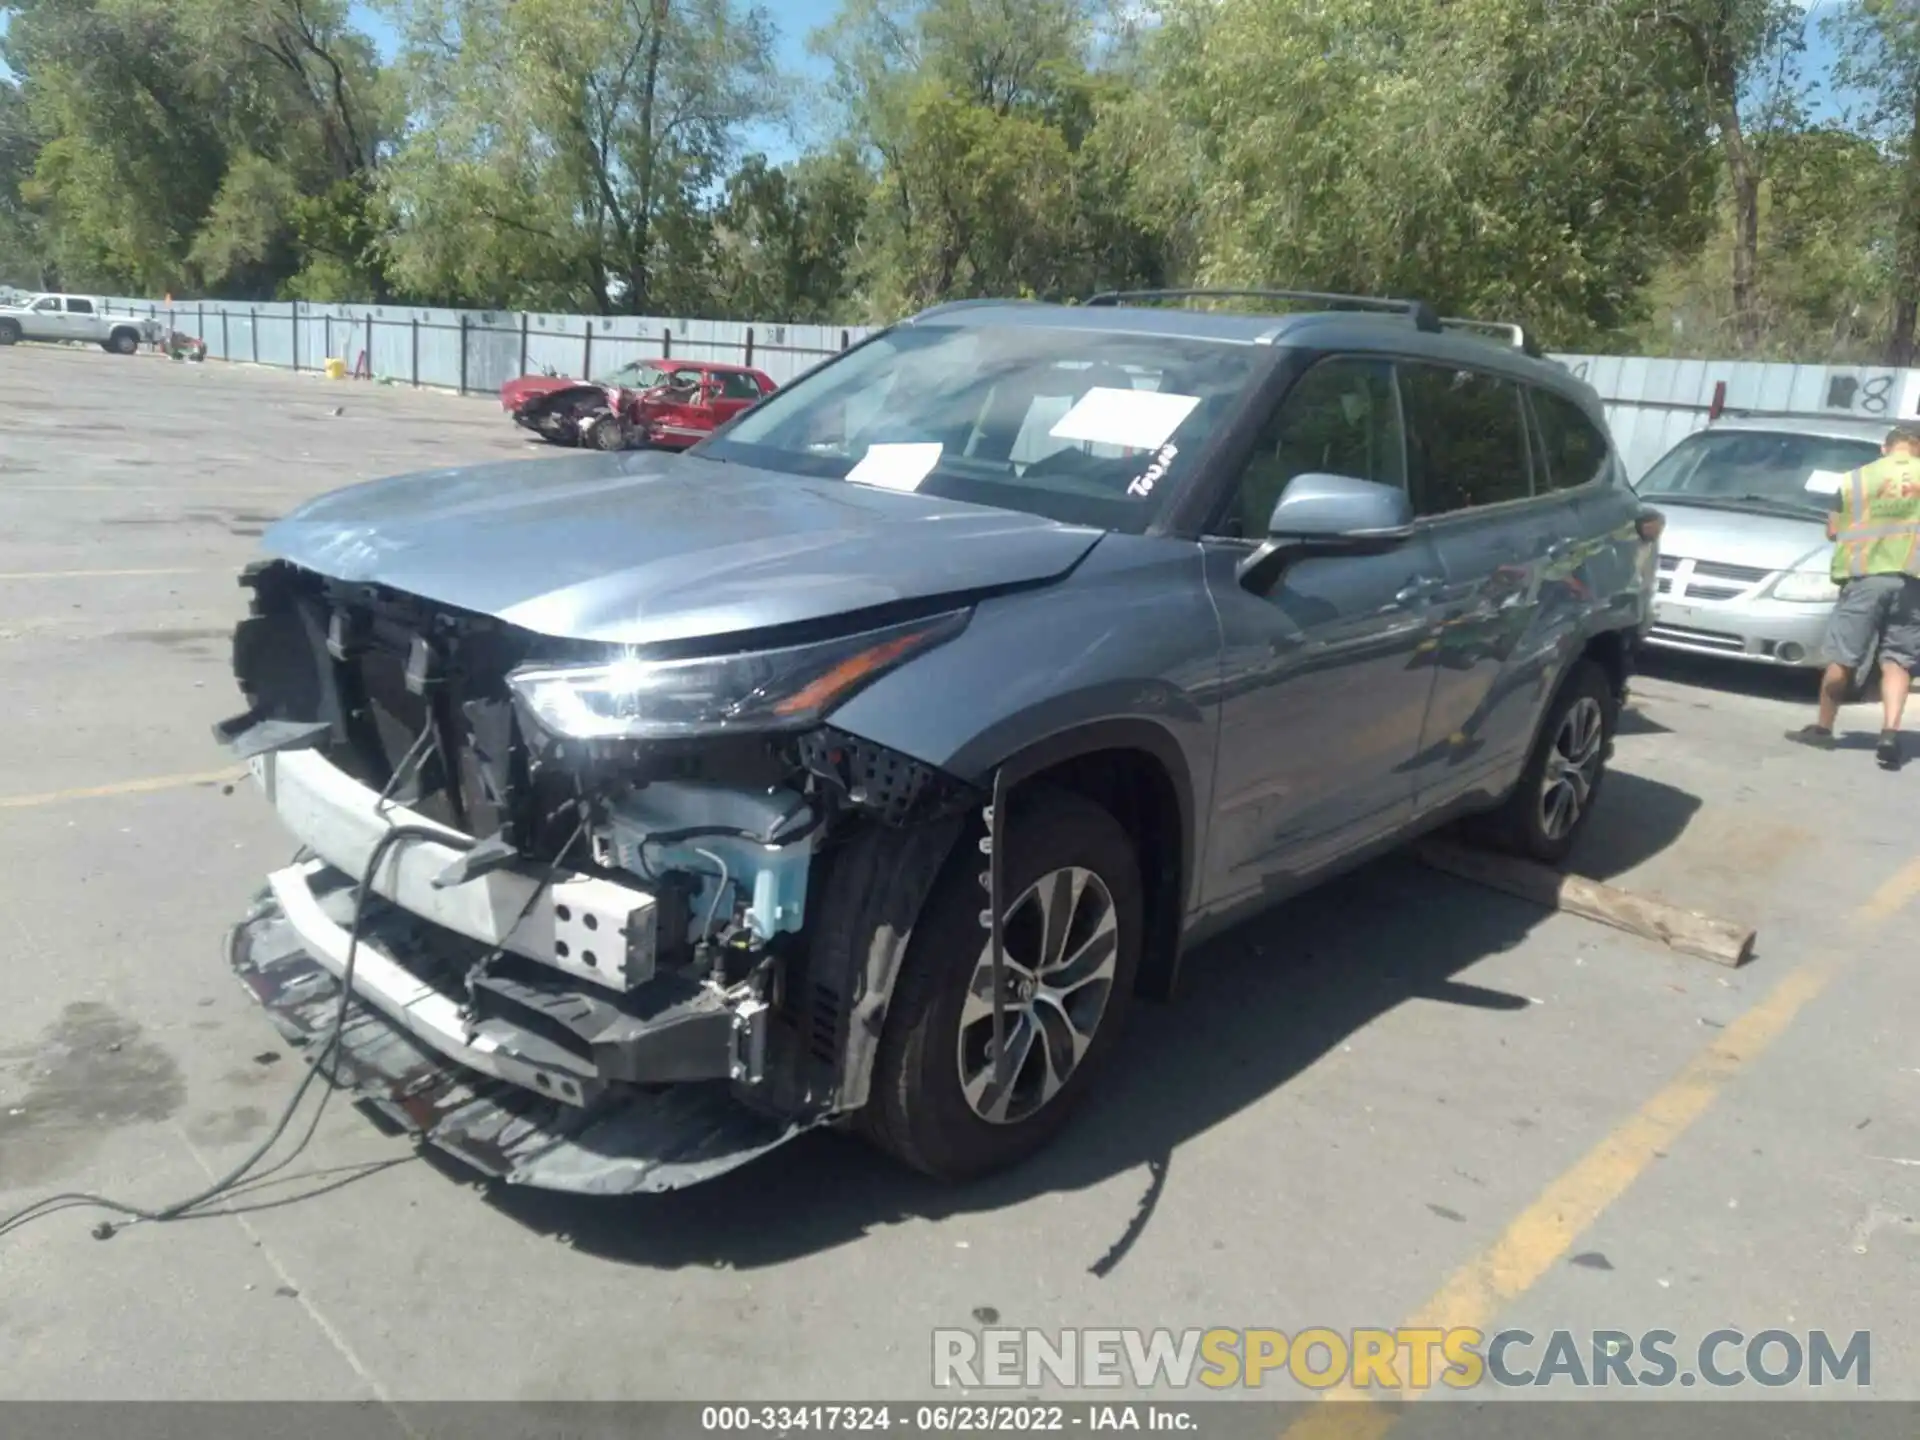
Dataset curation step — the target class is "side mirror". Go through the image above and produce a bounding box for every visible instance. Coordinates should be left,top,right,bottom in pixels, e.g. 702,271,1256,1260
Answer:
1236,472,1416,592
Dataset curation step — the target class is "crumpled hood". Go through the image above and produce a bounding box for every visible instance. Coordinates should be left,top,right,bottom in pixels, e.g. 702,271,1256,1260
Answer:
1648,499,1830,573
499,375,585,411
261,449,1106,646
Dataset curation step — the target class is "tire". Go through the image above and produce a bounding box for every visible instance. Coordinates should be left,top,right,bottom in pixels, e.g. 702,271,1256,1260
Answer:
1476,658,1617,865
860,788,1143,1181
586,414,627,451
106,328,139,355
0,319,19,345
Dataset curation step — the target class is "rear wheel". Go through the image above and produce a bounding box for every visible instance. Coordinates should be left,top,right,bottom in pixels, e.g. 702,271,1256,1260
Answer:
860,789,1142,1181
106,327,140,355
1476,658,1616,865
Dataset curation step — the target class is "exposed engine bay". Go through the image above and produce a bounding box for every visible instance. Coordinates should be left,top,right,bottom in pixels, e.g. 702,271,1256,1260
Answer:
217,558,979,1194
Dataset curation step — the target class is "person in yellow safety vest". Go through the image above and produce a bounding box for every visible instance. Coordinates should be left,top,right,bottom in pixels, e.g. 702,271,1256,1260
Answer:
1787,423,1920,769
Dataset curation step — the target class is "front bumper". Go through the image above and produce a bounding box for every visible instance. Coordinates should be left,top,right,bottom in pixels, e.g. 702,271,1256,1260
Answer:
254,750,663,991
1645,595,1832,666
232,750,809,1193
232,898,801,1194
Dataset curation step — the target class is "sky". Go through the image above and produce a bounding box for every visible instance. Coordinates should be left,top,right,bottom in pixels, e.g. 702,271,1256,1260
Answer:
1792,3,1872,125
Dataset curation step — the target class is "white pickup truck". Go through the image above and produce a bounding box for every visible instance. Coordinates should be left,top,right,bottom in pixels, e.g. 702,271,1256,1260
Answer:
0,293,159,354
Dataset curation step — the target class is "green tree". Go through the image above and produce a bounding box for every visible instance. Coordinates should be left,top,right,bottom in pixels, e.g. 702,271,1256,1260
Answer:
183,0,400,298
3,0,236,291
380,0,778,313
810,0,1166,312
0,82,50,288
1829,0,1920,363
1631,127,1896,359
870,82,1078,308
710,146,872,321
1,0,395,298
1650,0,1812,350
1145,0,1721,345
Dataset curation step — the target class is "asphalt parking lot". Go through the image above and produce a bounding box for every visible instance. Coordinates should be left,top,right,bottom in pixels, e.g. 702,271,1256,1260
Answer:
3,346,1919,1416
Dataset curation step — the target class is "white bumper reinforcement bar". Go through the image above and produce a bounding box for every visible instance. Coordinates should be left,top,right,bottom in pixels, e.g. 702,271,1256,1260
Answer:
251,748,660,991
267,858,599,1106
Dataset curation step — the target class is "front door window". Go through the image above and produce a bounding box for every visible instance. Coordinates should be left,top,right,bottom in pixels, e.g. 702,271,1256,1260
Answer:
1213,357,1406,540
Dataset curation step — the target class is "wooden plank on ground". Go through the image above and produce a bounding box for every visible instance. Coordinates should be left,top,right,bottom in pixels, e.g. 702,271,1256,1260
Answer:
1416,840,1756,968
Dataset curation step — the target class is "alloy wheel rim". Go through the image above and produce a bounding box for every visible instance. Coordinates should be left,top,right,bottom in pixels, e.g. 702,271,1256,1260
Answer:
1539,696,1605,841
956,865,1120,1126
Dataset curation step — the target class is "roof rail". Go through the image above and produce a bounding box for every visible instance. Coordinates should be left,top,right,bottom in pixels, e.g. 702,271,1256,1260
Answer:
1083,287,1442,334
1438,316,1543,358
908,297,1021,322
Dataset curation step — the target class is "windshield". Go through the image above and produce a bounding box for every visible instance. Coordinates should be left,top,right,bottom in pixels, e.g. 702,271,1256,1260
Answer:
701,322,1270,533
596,360,673,388
1637,430,1879,519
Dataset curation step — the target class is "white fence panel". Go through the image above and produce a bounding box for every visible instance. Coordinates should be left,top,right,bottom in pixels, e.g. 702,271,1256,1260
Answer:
1558,352,1920,481
92,293,1920,477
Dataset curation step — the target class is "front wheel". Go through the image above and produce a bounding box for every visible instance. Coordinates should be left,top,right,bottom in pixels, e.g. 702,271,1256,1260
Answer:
0,319,20,346
106,328,140,355
860,789,1142,1181
1477,658,1616,865
585,414,627,451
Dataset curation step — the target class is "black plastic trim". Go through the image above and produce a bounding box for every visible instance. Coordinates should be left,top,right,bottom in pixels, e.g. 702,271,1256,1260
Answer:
989,717,1197,1000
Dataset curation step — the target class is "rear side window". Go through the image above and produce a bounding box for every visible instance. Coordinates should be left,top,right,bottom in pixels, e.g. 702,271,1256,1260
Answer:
65,297,95,315
1399,363,1532,516
1531,388,1611,491
718,371,763,401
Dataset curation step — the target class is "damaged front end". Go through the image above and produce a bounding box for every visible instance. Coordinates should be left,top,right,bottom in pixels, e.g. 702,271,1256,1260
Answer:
511,383,623,449
218,559,977,1194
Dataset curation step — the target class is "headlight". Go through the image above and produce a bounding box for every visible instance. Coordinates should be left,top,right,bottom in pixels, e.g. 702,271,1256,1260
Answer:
508,610,970,740
1770,571,1840,604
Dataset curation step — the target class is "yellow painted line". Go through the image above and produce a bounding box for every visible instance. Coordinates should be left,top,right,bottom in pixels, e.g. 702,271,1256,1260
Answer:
0,567,207,581
0,767,247,809
1278,849,1920,1440
1859,851,1920,925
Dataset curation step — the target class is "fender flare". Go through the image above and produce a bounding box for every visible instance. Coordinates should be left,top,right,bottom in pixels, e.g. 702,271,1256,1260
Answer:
979,716,1198,998
820,717,1200,1115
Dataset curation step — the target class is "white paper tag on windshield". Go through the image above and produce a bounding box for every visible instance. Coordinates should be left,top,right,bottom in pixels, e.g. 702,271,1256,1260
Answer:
847,442,942,492
1805,469,1849,496
1049,387,1201,451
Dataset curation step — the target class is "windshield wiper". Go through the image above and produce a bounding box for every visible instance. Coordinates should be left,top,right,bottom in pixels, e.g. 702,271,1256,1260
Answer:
1641,492,1825,520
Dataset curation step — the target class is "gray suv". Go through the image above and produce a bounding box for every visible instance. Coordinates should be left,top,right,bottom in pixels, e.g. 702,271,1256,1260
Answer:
219,290,1659,1193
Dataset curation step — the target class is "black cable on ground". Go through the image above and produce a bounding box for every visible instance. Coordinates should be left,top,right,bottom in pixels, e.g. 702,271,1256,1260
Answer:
0,804,469,1242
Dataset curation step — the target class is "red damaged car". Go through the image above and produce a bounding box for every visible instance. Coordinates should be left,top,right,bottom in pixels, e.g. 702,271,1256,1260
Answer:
499,359,778,451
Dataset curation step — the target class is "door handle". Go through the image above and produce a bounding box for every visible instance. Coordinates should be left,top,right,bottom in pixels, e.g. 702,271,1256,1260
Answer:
1394,576,1443,605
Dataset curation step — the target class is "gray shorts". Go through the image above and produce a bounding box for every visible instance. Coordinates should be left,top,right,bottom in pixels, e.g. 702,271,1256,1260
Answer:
1822,573,1920,671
